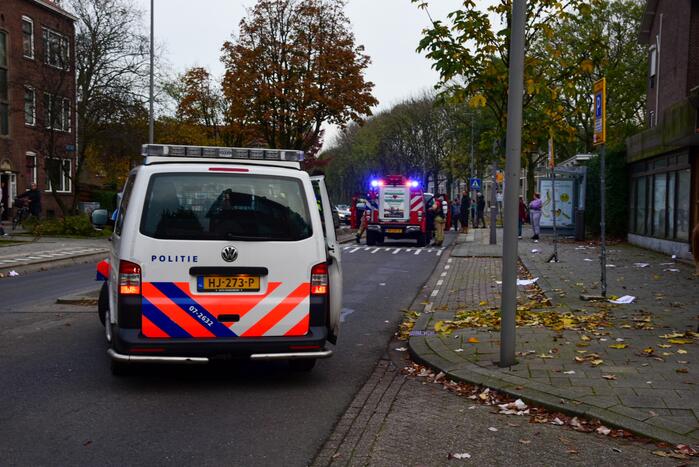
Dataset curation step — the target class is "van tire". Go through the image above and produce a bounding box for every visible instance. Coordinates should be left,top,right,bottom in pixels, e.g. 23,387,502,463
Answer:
416,233,426,247
289,359,316,372
366,232,376,246
98,282,109,326
110,358,132,377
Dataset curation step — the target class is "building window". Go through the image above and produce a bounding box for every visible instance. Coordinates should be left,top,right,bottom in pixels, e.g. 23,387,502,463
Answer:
24,87,36,126
42,28,69,70
0,31,8,136
44,94,70,132
22,17,34,59
26,152,37,185
46,158,72,193
631,153,691,242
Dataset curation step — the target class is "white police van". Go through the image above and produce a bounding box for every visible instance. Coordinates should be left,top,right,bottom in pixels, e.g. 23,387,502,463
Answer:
95,144,342,374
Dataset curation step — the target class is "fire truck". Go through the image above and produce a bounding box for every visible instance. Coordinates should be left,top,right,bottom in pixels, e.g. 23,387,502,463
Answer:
364,175,428,247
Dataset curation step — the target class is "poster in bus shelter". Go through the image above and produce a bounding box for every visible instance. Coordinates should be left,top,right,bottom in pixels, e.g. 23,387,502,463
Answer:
539,178,575,228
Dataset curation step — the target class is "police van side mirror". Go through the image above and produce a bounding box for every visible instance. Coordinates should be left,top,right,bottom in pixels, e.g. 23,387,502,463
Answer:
91,209,110,230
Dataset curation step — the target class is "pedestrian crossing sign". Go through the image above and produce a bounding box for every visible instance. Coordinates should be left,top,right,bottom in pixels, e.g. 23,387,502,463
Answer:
470,178,482,191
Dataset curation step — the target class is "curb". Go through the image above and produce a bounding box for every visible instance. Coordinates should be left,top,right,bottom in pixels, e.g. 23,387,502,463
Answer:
0,251,108,278
407,250,697,447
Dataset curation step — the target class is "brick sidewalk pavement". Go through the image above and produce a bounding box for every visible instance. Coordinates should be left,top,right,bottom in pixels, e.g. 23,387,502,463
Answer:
409,229,699,446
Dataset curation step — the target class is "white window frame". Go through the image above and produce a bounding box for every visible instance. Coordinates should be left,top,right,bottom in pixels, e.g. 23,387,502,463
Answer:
24,86,36,126
44,93,70,132
46,157,72,193
22,16,34,59
26,152,37,185
649,45,657,78
42,27,69,70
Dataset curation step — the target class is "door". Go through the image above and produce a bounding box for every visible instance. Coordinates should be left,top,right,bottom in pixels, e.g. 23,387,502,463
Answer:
311,176,343,343
379,185,410,221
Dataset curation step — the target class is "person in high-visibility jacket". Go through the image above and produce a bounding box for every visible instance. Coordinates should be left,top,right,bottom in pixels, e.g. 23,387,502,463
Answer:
433,195,445,246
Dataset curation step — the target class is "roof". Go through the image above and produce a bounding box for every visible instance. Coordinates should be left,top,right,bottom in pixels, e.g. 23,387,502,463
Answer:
639,0,659,44
29,0,79,22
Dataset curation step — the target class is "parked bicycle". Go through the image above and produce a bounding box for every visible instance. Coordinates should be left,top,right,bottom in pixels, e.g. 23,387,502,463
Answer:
12,198,31,230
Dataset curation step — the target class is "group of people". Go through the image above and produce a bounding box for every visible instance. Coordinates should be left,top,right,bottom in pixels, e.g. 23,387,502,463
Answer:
449,191,487,234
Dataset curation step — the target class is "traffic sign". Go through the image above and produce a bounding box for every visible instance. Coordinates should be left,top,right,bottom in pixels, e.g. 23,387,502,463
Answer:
593,78,606,146
470,178,482,191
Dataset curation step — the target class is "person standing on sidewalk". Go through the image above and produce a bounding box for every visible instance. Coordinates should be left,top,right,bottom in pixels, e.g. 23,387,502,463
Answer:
476,192,486,228
451,199,460,231
459,191,470,234
529,192,542,241
432,195,445,246
518,195,528,239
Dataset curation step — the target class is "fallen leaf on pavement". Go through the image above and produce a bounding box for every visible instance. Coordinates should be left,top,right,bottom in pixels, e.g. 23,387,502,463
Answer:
394,347,407,352
641,347,654,355
596,426,611,435
609,343,628,349
601,374,617,380
519,439,531,445
467,337,480,343
676,368,689,374
448,452,471,460
668,339,693,345
488,427,498,432
591,359,604,367
677,349,688,355
657,344,672,349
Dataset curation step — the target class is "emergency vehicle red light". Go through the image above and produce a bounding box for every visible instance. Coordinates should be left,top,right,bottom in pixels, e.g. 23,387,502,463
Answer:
208,167,250,172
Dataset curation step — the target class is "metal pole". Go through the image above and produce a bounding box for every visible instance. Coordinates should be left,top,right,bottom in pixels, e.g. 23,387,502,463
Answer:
600,144,607,296
470,114,475,220
548,167,559,262
500,0,526,367
148,0,155,144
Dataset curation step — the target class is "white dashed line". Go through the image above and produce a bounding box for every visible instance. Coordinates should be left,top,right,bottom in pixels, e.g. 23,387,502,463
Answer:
392,249,401,255
447,258,453,263
364,247,371,251
444,265,451,270
436,279,444,286
350,247,360,253
436,250,443,256
371,248,380,254
440,272,447,277
414,249,422,255
431,289,439,297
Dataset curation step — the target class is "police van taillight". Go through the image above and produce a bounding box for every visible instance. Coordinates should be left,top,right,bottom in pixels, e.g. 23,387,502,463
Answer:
310,263,328,296
119,260,141,295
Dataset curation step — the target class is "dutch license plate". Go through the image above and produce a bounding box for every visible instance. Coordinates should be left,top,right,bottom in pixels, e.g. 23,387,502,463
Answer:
386,228,403,234
198,275,260,292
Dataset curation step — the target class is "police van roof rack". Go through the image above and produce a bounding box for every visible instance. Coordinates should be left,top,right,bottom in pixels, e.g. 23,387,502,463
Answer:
141,144,304,167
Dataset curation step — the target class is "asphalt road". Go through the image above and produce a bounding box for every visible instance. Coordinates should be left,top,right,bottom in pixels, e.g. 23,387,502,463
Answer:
0,234,453,466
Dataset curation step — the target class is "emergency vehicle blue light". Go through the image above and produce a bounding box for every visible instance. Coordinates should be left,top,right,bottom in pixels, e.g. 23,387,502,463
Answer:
371,180,379,188
411,180,419,188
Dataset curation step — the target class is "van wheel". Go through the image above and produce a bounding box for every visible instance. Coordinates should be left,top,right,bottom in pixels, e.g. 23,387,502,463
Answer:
289,359,316,372
366,232,376,246
416,233,426,247
98,282,108,326
110,358,132,377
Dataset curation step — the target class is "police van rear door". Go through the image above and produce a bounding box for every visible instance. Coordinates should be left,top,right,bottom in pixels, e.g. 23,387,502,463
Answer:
310,176,342,343
134,165,323,339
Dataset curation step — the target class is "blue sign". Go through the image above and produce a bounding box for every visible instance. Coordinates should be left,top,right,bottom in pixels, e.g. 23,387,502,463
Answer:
470,178,482,191
595,94,602,119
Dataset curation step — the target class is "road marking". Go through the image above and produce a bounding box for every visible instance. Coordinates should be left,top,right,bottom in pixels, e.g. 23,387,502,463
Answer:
392,249,401,255
340,308,355,323
436,279,444,286
440,272,447,277
405,248,413,252
444,265,451,270
364,247,371,251
371,248,380,254
436,250,443,256
349,247,360,253
448,258,453,263
343,246,351,250
414,249,422,255
427,249,434,253
26,256,43,260
431,289,439,297
1,259,18,263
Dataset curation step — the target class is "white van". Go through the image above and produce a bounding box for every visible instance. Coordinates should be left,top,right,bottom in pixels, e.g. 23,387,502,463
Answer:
96,144,342,374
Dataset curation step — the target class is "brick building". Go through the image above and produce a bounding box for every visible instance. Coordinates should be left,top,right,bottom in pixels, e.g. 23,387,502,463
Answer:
626,0,699,259
0,0,77,220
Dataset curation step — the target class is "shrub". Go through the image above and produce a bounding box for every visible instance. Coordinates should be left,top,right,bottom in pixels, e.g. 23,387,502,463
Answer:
30,215,109,237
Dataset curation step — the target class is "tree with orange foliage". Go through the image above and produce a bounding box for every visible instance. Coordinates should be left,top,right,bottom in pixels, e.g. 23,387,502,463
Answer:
221,0,378,156
175,67,225,144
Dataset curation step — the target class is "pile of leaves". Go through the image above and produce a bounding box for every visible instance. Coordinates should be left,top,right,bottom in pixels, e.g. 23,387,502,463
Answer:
433,304,612,336
396,309,421,340
402,362,698,460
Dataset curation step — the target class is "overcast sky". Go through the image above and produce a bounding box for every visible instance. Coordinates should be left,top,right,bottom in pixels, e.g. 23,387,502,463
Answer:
132,0,496,147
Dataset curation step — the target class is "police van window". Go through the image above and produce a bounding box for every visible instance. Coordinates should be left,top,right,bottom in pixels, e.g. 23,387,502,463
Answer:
115,173,137,236
140,173,312,241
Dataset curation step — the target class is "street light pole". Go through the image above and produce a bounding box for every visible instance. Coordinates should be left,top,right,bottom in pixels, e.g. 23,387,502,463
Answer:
148,0,154,144
500,0,527,368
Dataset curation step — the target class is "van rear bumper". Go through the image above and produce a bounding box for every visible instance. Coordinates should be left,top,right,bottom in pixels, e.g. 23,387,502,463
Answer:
111,326,331,362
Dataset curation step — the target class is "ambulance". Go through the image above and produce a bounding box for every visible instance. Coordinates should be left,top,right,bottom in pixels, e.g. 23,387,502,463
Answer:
364,175,427,246
93,144,343,374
